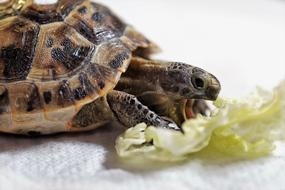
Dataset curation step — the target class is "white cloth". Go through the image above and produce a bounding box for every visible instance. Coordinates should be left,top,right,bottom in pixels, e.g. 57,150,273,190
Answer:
1,0,285,190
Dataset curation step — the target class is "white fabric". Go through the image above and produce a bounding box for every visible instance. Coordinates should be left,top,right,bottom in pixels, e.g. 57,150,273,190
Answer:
1,0,285,189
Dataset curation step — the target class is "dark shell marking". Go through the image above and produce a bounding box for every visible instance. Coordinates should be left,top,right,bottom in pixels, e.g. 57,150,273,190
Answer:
43,91,52,104
109,52,130,69
78,6,87,14
2,46,31,79
0,17,40,82
65,0,126,45
20,0,84,24
0,87,9,114
58,80,74,106
92,12,104,22
73,72,96,100
26,85,42,112
46,37,54,48
21,4,63,24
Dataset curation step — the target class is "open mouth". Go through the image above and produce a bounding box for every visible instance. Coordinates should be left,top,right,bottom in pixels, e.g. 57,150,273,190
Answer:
156,98,211,127
174,99,196,123
184,100,195,119
182,99,212,122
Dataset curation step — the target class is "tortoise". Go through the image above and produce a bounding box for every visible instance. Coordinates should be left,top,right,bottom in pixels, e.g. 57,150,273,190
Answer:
0,0,221,136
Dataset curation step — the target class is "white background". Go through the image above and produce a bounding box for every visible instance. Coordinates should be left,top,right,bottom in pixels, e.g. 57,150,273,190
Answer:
1,0,285,190
100,0,285,98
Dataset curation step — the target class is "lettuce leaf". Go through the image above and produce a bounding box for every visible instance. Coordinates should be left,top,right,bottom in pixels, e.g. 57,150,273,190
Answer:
115,81,285,161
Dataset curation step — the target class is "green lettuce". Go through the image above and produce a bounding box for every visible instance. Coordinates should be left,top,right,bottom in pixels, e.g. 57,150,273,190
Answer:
115,81,285,161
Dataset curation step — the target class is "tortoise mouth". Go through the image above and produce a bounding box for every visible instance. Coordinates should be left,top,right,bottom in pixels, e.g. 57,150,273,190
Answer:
184,99,195,120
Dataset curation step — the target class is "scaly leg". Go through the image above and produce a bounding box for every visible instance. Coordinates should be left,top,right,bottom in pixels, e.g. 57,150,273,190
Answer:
106,90,180,130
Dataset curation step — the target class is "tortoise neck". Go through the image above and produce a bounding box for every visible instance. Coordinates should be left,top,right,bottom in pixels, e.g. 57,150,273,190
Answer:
123,57,168,84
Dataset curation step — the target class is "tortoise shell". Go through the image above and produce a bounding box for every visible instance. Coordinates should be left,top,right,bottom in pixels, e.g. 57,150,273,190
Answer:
0,0,157,134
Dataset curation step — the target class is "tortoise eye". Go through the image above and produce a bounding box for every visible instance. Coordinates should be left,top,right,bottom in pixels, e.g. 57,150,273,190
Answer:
191,76,205,89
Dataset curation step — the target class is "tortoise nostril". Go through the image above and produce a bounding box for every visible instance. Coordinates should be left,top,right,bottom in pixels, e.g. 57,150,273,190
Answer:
206,86,220,100
192,77,205,89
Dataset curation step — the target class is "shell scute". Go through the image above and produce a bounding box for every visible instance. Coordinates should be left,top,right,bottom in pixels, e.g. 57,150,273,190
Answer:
7,82,42,114
27,22,95,80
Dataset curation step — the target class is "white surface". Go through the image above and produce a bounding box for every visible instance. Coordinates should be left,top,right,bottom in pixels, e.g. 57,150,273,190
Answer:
1,0,285,190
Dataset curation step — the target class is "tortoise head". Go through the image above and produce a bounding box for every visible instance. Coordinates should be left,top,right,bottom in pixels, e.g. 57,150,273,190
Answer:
162,63,221,101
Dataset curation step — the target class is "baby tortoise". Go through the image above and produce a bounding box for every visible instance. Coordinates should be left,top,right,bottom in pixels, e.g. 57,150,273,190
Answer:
0,0,221,135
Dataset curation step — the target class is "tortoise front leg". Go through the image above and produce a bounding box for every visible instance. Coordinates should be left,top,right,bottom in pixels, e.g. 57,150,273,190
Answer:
107,90,180,131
